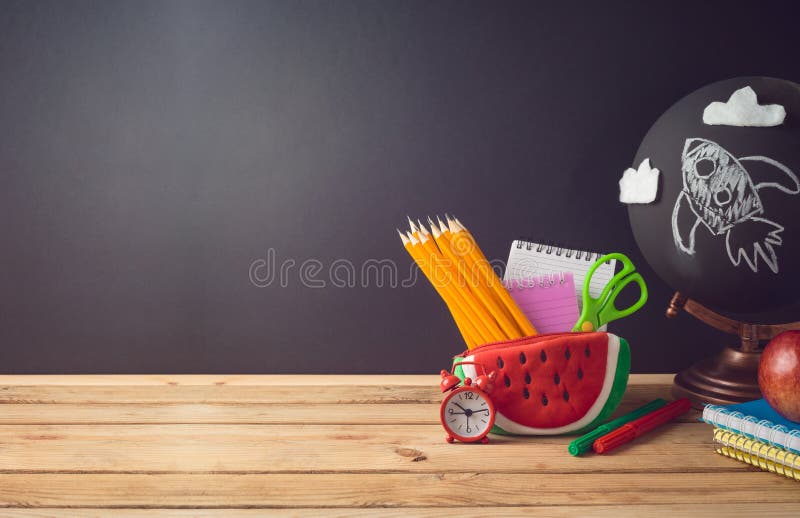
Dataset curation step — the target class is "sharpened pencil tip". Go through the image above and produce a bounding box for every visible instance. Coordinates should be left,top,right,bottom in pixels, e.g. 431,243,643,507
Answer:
397,228,409,246
427,215,437,230
446,215,459,233
436,215,448,233
417,219,430,236
428,218,441,238
407,216,419,233
417,220,431,235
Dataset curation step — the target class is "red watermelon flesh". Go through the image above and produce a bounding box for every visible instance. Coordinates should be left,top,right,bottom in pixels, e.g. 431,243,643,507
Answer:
456,332,629,435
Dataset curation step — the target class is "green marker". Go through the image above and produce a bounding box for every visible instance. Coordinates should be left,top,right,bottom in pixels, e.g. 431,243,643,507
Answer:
568,398,667,456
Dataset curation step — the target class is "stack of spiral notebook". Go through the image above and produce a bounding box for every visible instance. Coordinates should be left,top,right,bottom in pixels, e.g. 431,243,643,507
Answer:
702,399,800,481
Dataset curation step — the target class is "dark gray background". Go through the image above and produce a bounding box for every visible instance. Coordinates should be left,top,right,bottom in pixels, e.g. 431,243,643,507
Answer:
1,0,798,374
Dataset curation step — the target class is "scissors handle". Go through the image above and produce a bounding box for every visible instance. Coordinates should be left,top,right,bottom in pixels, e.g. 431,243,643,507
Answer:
573,253,648,332
598,272,648,324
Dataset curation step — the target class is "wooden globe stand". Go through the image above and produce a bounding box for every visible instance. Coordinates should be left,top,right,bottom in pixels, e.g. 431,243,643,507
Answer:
666,292,800,409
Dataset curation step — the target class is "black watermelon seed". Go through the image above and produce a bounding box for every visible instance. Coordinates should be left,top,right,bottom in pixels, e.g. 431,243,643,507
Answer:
554,373,560,385
523,388,530,399
565,348,571,360
542,394,549,406
524,372,531,384
563,390,570,401
519,352,526,364
540,350,547,362
577,368,584,380
497,357,505,368
585,345,591,357
504,375,511,387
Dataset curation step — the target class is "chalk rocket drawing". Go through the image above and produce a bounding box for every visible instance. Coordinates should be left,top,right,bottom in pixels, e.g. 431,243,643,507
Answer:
671,138,800,274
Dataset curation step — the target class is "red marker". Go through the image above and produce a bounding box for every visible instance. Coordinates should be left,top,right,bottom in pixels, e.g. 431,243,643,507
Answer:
593,398,691,454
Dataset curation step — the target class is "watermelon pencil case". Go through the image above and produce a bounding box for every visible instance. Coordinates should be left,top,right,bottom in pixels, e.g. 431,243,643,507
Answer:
452,331,630,435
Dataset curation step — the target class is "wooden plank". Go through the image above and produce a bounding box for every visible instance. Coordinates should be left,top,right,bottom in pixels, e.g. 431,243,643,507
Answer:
0,403,435,425
2,504,798,517
0,423,740,473
0,473,797,507
0,403,698,424
0,385,440,404
0,375,672,405
0,374,677,386
0,375,442,386
0,399,698,425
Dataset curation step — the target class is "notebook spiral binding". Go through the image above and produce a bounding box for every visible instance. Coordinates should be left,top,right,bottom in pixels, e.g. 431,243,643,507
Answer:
714,428,800,481
515,239,612,263
503,272,567,290
704,405,800,447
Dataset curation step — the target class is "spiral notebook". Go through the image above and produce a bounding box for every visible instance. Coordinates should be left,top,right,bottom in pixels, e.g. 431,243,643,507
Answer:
713,428,800,481
504,240,618,311
702,400,800,454
504,273,580,334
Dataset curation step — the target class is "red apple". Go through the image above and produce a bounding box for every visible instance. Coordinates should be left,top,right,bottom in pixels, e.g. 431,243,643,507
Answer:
759,330,800,423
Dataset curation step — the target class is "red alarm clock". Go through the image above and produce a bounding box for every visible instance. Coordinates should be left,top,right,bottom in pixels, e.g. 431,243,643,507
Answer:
439,362,497,444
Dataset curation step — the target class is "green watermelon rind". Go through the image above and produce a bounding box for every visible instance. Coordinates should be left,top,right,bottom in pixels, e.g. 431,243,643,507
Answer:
451,334,631,436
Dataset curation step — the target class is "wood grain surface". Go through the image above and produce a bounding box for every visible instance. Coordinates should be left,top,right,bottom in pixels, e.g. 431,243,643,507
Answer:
0,374,796,516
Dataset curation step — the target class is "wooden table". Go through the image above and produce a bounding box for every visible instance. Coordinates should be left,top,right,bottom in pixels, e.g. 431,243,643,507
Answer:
0,374,797,516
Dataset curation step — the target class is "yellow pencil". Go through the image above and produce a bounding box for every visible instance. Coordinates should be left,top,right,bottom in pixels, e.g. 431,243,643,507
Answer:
409,230,499,344
400,230,478,348
397,214,538,347
447,216,537,337
430,217,523,339
437,215,511,315
416,223,505,343
399,230,478,348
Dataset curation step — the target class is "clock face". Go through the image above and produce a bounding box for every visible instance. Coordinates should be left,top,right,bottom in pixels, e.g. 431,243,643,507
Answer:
441,388,495,441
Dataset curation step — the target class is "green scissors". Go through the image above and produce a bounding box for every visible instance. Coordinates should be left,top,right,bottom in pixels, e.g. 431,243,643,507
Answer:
572,253,648,332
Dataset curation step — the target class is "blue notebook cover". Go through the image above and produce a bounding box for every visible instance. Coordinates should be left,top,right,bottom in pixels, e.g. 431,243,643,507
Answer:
726,399,800,430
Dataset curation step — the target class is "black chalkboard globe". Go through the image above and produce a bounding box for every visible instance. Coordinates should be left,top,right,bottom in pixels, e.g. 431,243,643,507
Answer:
628,77,800,314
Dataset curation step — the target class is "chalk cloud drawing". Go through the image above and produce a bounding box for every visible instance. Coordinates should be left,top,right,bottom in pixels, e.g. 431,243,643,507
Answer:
703,86,786,127
671,138,799,274
620,158,660,204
